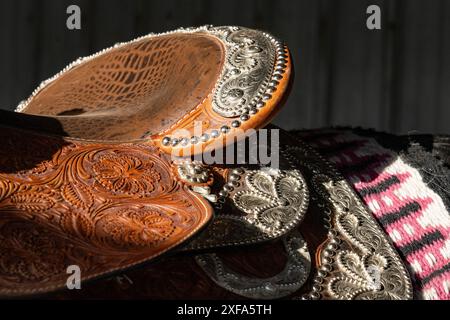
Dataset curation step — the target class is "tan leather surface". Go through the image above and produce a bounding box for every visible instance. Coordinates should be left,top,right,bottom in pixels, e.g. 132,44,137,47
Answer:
41,131,329,300
0,125,213,297
23,34,224,142
17,27,293,156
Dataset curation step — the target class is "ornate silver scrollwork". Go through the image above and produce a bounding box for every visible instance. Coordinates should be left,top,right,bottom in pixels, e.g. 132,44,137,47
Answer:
183,167,309,250
232,169,308,234
322,180,413,300
282,145,413,300
209,27,279,118
195,231,311,299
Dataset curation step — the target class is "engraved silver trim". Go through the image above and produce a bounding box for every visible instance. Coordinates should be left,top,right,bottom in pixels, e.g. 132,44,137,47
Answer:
282,144,413,300
210,27,278,118
183,167,309,250
195,231,311,299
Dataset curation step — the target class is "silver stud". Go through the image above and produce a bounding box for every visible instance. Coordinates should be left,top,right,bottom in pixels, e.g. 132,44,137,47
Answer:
262,94,272,101
323,257,333,264
211,130,220,138
323,249,334,257
266,86,277,93
273,74,283,81
329,230,338,237
220,126,230,133
270,80,279,87
313,277,324,284
321,264,333,272
274,69,284,76
317,270,328,277
218,190,228,197
229,174,241,181
229,181,240,187
231,120,240,128
256,101,265,108
223,185,234,192
240,114,250,121
171,138,179,146
232,168,245,174
327,243,338,251
191,136,199,144
330,237,341,245
312,284,322,292
310,292,321,300
249,108,258,115
162,137,171,146
180,137,189,146
201,133,209,142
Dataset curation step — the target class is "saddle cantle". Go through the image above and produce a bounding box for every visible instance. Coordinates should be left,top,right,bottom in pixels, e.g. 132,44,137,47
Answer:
0,26,413,299
14,26,292,156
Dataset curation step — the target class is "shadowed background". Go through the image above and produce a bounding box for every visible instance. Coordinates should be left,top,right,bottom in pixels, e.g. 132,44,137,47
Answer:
0,0,448,134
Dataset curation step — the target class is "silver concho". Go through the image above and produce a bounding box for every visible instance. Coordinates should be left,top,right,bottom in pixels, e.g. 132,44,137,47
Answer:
183,167,309,251
209,27,278,118
232,169,308,234
196,231,311,299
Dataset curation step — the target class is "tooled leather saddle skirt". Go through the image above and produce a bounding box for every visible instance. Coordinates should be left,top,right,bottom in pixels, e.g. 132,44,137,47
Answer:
0,26,413,299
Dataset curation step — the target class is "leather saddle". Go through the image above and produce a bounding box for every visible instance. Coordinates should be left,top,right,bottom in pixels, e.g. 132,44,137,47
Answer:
0,26,413,299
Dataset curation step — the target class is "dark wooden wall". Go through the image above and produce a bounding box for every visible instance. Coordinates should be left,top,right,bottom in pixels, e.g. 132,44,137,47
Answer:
0,0,449,134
